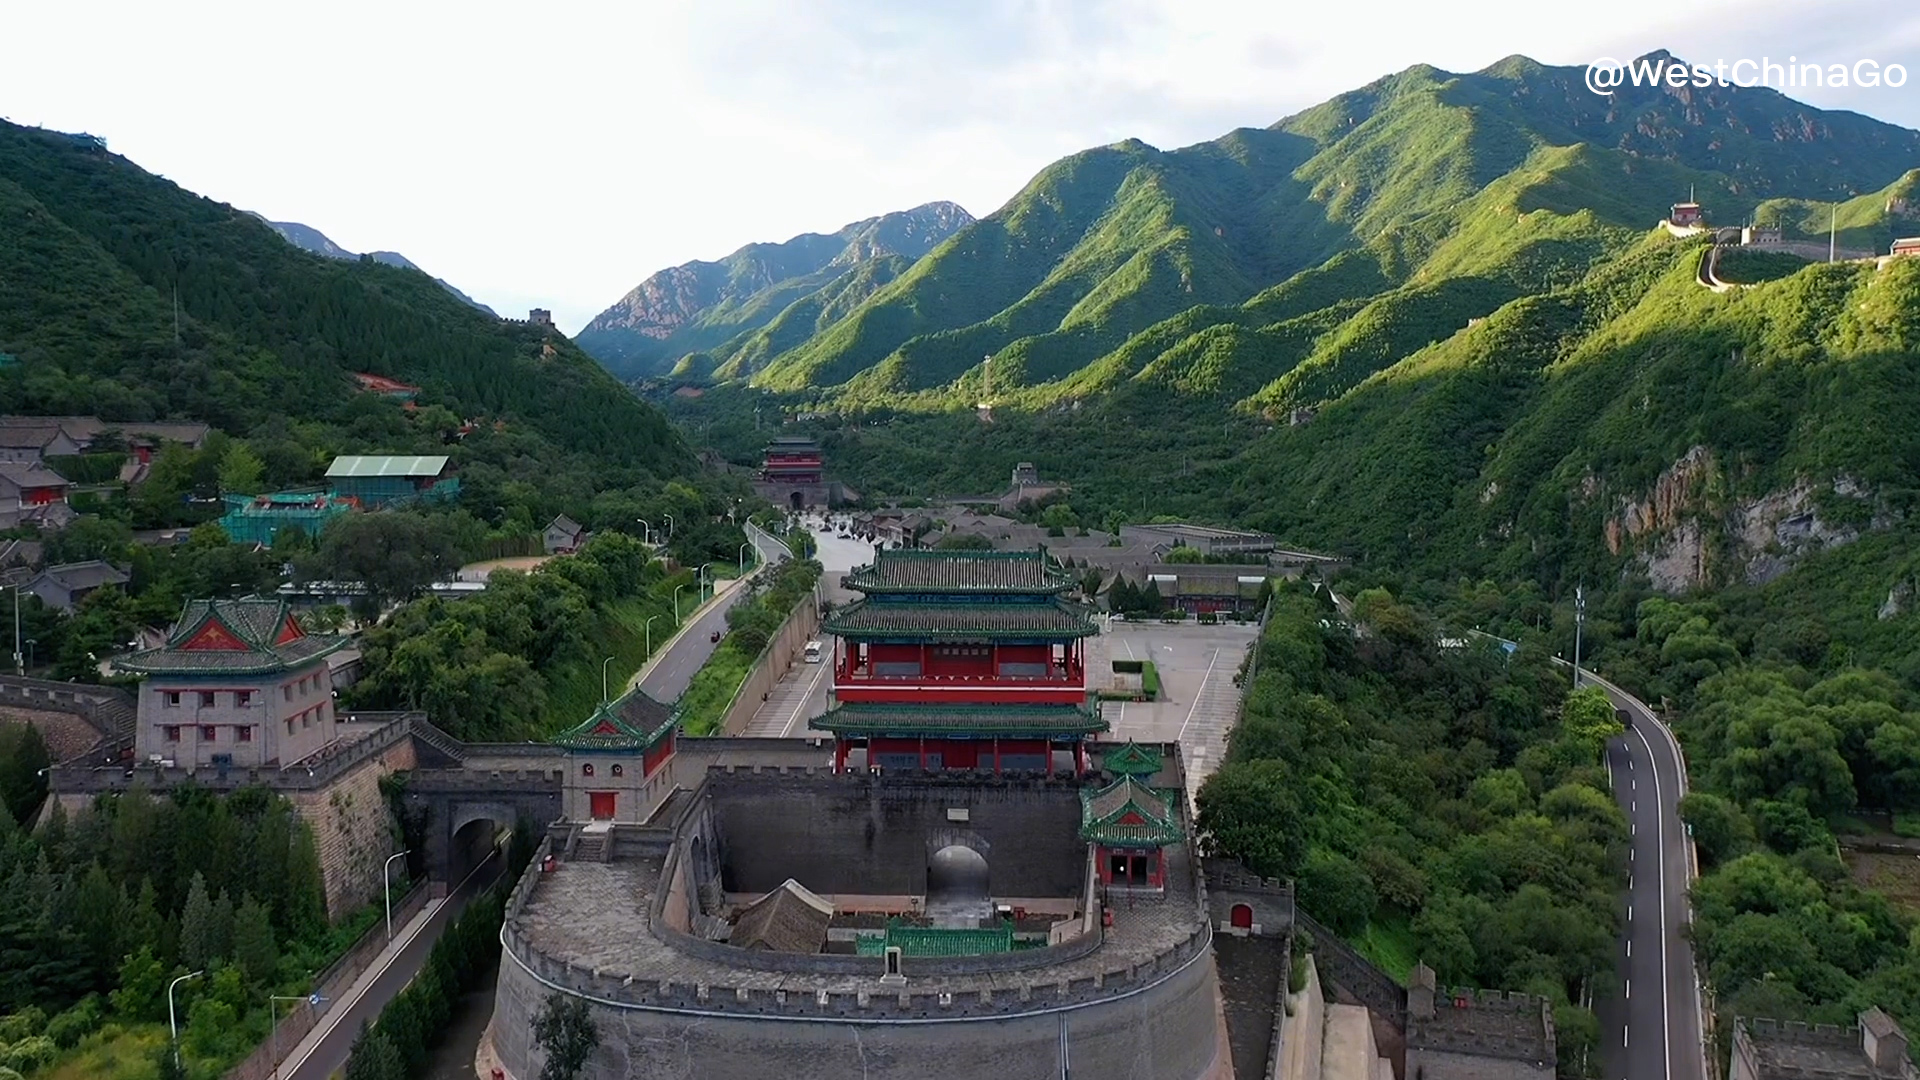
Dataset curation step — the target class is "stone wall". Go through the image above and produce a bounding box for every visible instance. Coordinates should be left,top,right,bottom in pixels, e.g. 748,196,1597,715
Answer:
720,592,821,735
287,735,416,915
700,771,1086,897
491,919,1225,1080
0,705,103,762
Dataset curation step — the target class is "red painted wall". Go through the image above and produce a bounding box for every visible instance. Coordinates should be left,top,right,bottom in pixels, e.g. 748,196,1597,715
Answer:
643,732,675,777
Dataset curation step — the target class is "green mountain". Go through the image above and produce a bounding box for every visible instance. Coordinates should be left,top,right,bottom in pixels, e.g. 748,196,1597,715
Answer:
575,201,974,381
664,50,1920,593
0,120,693,525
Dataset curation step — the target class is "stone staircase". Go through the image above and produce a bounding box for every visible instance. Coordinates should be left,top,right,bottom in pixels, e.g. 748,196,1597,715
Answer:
407,715,467,765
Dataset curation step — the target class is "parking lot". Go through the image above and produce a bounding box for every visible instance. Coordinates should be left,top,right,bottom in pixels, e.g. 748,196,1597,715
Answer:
1087,620,1260,804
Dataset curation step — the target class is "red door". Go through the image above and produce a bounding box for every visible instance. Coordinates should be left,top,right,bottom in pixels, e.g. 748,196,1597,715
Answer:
589,792,616,820
1230,904,1253,929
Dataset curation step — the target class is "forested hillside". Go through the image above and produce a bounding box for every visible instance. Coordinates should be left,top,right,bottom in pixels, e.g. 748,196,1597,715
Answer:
663,51,1920,597
0,120,695,534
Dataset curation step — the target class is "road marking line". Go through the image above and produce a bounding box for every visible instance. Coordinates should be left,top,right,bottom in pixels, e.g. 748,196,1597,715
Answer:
1628,904,1632,922
1626,979,1631,999
779,654,834,738
1176,648,1222,744
1630,716,1676,1080
1627,940,1632,957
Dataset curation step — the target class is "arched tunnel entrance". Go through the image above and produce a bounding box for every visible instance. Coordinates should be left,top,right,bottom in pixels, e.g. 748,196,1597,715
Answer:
449,813,509,885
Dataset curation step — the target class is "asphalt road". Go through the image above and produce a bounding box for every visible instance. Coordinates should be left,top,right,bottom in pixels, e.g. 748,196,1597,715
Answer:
630,525,791,704
1591,671,1707,1080
281,849,507,1080
1466,631,1706,1080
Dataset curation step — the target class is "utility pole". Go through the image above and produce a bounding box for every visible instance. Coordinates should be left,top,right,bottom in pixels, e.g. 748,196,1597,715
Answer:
1573,585,1586,688
1829,205,1838,263
11,584,20,676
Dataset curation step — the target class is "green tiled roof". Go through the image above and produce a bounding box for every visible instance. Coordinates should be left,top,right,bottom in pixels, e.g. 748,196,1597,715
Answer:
824,599,1096,640
1079,777,1181,848
1100,741,1164,778
810,702,1107,738
325,455,449,478
552,687,677,751
854,918,1013,957
844,548,1073,595
116,597,346,675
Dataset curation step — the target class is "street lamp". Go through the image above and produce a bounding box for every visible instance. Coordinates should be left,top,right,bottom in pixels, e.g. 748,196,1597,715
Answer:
169,970,204,1068
1572,585,1586,689
601,656,616,704
739,542,752,572
699,562,718,600
663,514,674,538
270,993,327,1079
635,518,654,545
7,581,20,676
24,638,34,670
383,850,410,943
674,583,689,623
645,614,661,659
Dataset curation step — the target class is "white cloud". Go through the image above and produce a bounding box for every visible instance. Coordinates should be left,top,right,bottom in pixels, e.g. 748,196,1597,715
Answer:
2,0,1914,332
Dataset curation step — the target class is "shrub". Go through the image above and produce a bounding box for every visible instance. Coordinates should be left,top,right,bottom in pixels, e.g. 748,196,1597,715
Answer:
3,1035,56,1074
45,996,103,1049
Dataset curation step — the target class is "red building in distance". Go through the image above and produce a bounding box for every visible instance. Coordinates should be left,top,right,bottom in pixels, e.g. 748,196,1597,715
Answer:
811,548,1107,775
761,435,824,486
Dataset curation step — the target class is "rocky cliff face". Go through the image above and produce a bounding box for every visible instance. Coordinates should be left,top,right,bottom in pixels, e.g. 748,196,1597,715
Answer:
1604,445,1884,591
576,201,974,379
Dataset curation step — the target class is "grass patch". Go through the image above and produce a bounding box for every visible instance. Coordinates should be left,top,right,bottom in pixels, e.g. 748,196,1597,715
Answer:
1894,813,1920,840
1846,851,1920,918
1140,660,1162,700
41,1023,167,1080
1354,910,1418,984
676,644,757,735
543,575,693,728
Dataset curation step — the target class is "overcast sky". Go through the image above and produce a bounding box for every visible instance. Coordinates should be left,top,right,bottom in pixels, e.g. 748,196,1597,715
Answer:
5,0,1917,332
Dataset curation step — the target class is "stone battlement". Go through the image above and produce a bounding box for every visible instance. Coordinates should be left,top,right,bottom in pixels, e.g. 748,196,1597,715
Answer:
503,916,1211,1021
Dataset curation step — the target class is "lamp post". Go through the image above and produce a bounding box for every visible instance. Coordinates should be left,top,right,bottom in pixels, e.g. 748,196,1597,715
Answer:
270,993,326,1079
601,656,616,704
699,562,718,601
674,583,689,623
663,514,674,538
168,970,203,1069
9,582,20,676
1572,585,1586,689
383,850,410,943
739,542,752,573
635,518,653,545
645,614,661,660
24,638,34,670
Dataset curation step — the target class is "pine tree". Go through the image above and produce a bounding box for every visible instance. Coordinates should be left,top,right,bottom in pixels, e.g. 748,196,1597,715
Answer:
285,825,327,941
231,893,277,987
343,1022,405,1080
70,862,123,991
208,890,235,965
177,872,214,970
532,991,599,1080
1143,581,1164,614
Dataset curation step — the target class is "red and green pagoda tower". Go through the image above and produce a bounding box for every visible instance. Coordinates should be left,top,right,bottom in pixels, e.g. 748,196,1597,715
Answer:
811,547,1106,775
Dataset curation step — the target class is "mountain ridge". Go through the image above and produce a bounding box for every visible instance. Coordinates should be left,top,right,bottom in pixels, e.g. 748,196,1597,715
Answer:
258,216,498,316
576,200,974,380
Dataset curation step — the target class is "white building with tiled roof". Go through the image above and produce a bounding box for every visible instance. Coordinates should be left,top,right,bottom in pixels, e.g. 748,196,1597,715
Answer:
117,597,348,769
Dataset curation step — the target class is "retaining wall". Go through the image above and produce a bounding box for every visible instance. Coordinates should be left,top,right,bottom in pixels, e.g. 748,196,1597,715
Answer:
719,591,821,735
221,883,428,1080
